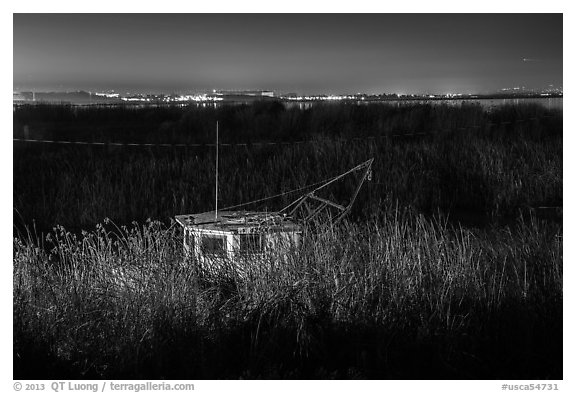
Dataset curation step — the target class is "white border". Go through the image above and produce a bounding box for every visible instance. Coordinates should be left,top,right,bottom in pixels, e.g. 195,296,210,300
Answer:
4,4,572,392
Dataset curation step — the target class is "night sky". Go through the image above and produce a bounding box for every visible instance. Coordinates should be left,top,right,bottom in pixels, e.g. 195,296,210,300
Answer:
13,13,563,95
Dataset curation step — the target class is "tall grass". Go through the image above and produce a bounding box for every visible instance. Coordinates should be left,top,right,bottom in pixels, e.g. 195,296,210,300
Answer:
14,210,562,378
13,101,562,378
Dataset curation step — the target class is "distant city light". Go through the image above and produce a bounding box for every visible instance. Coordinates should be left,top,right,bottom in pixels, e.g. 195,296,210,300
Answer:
12,85,564,105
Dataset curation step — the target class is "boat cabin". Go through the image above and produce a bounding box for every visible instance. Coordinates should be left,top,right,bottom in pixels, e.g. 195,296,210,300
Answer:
175,210,301,271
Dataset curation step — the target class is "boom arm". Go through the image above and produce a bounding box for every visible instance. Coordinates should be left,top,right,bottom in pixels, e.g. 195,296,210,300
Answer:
280,158,373,225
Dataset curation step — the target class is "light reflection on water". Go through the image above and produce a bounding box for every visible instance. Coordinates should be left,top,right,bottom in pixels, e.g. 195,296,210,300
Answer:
282,97,563,111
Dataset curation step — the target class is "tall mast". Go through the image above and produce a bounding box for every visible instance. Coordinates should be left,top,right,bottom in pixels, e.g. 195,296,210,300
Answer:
215,121,219,221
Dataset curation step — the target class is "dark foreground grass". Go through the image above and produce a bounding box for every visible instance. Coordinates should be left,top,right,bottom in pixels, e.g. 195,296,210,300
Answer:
14,210,562,379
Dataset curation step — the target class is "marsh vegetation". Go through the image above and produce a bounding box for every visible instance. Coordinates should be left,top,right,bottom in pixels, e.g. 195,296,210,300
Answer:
13,102,562,378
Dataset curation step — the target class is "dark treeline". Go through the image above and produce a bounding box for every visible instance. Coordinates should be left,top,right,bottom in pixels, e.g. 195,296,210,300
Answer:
14,101,561,143
14,102,562,233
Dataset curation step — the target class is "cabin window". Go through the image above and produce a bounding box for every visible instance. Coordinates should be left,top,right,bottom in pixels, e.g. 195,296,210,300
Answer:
239,233,264,254
185,230,195,250
201,235,226,255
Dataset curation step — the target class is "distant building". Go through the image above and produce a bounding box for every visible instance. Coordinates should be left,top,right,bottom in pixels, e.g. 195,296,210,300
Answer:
214,90,274,98
13,92,27,102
